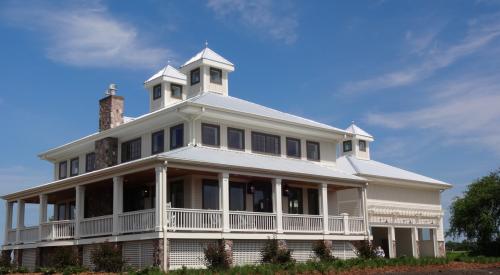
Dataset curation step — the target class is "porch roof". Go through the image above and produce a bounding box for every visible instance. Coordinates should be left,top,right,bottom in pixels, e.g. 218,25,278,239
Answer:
160,145,365,182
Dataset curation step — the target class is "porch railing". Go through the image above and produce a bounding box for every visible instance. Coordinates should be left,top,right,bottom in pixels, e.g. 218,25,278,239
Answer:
282,214,323,233
348,217,365,234
119,209,156,234
40,220,75,240
19,226,39,243
166,208,222,231
328,216,344,233
80,215,113,237
229,211,276,232
7,229,16,244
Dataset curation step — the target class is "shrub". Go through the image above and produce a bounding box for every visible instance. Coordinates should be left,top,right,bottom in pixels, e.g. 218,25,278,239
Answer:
312,241,336,262
261,237,294,264
37,267,56,275
47,247,78,269
90,243,125,272
61,265,87,275
13,266,29,273
204,240,231,270
0,251,11,269
127,266,164,275
353,240,378,259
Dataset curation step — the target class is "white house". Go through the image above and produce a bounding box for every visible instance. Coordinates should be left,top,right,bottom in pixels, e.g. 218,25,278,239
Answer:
1,46,451,271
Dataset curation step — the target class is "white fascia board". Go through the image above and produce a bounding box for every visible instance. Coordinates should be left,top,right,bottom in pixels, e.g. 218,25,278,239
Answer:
361,174,452,190
202,59,235,72
144,75,187,88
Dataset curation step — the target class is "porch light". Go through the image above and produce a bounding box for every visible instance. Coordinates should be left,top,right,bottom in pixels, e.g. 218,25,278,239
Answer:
247,184,255,194
282,184,290,197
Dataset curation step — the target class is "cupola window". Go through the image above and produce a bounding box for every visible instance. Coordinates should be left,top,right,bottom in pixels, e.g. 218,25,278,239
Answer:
343,140,352,152
171,84,183,99
359,140,367,152
153,84,162,100
210,67,222,84
190,68,200,85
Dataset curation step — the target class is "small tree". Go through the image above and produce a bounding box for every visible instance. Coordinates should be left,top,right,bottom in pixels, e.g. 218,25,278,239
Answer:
312,241,335,262
203,240,231,270
47,247,78,269
447,169,500,256
353,240,378,259
261,237,294,264
91,243,125,272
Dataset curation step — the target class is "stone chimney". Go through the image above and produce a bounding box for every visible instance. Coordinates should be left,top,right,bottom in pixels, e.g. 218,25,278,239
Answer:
99,84,124,132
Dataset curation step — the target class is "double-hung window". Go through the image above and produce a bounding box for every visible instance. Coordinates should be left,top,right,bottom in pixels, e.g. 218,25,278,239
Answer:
70,158,79,177
85,152,96,172
227,128,245,150
343,140,352,152
251,132,280,155
151,130,164,154
121,138,141,163
58,161,67,179
170,124,184,150
202,123,220,147
286,137,301,158
359,140,367,152
171,84,182,99
153,84,162,100
307,141,320,161
210,67,222,84
190,68,200,85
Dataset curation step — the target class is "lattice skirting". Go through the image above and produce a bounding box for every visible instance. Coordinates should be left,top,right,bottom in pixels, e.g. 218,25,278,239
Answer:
169,239,216,270
82,244,97,271
332,241,357,259
123,240,155,269
232,240,267,266
21,248,36,271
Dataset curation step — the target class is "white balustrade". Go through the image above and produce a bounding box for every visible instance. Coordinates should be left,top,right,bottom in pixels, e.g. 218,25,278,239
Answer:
7,229,16,244
282,214,323,233
80,215,113,237
40,220,75,240
119,209,156,234
348,217,365,234
229,211,276,232
166,208,222,231
19,226,39,243
328,216,344,233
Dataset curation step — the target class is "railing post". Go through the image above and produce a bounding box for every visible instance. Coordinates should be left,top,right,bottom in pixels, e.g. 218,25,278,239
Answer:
113,176,123,235
155,163,167,232
341,213,349,235
75,185,84,239
4,201,13,245
272,178,283,233
320,183,329,234
219,172,230,232
39,194,47,241
16,199,25,244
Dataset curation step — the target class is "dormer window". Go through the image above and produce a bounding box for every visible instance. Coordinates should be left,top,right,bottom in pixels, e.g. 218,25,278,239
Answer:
171,84,183,99
153,84,162,100
359,140,367,152
210,67,222,84
190,68,200,85
343,140,352,152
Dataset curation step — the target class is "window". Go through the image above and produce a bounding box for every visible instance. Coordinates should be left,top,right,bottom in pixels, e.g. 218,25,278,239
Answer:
287,187,303,214
57,203,66,220
251,132,280,155
190,68,200,85
170,180,184,208
85,152,96,172
123,183,155,212
151,130,164,154
121,138,141,163
227,128,245,150
170,124,184,149
251,182,272,212
153,84,162,100
307,189,319,215
70,158,79,177
202,179,219,210
286,137,301,158
59,161,67,179
210,67,222,84
69,201,76,220
306,141,320,161
359,140,367,152
343,140,352,152
202,123,220,147
229,182,246,211
171,84,182,99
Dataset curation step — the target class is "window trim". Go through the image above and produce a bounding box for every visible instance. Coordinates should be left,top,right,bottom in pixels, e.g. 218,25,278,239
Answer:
359,140,367,152
85,152,96,173
227,127,245,151
121,137,142,163
201,123,221,147
343,140,352,153
306,140,321,161
170,124,184,150
210,67,222,84
286,137,301,158
151,130,165,155
251,131,281,155
153,84,162,100
70,157,79,177
58,161,67,179
170,83,183,99
190,68,200,85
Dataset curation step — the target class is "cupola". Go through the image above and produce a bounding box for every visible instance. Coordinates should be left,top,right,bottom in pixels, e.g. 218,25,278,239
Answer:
179,44,234,97
341,123,374,160
144,64,187,112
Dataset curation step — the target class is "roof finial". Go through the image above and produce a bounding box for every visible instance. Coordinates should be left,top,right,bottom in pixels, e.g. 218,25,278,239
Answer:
167,58,171,65
205,40,208,48
351,120,355,125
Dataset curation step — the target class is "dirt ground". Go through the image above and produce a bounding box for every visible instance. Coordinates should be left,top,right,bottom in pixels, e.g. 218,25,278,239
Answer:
337,262,500,274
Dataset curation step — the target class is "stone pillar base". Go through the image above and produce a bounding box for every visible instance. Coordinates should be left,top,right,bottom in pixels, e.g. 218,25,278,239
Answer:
438,241,446,257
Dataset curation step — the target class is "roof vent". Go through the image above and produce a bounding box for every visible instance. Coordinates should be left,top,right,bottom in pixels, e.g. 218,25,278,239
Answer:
105,83,117,96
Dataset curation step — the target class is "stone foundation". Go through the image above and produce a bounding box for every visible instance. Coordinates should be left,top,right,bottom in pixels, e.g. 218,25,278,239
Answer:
438,241,446,257
153,239,164,268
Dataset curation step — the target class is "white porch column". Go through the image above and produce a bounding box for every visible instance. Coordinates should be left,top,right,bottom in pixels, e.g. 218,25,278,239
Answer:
155,163,167,231
75,185,85,239
4,201,13,244
113,177,123,235
219,172,230,232
342,213,349,235
360,185,369,235
412,227,419,258
38,194,48,241
16,199,25,243
388,226,395,258
432,228,438,257
272,178,283,233
320,183,329,234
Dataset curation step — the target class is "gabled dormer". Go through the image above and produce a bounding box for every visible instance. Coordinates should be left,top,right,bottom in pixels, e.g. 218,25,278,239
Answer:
179,46,234,97
341,123,374,160
144,65,187,112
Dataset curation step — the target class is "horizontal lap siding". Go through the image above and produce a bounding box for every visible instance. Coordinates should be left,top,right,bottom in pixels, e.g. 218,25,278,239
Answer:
21,249,36,271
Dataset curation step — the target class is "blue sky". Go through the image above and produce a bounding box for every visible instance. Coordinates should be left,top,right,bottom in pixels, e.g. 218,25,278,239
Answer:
0,0,499,242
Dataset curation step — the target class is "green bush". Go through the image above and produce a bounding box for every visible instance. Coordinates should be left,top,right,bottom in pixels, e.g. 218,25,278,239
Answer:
353,240,378,259
260,237,294,264
0,266,10,275
47,246,78,269
61,265,87,275
312,241,336,262
90,243,125,272
204,240,231,270
37,266,56,275
128,266,165,275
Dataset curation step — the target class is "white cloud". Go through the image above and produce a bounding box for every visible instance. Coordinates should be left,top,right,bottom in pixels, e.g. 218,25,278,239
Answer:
342,14,500,94
206,0,298,44
1,1,172,69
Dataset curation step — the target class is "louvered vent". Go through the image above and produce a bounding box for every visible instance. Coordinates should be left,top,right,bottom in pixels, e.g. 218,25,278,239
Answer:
123,240,155,269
